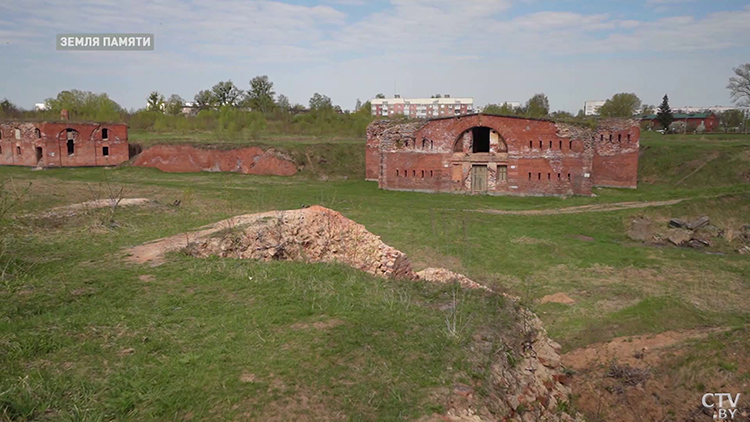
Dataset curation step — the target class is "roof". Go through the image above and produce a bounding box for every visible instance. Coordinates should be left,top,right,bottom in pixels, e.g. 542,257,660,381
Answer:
641,113,715,120
371,97,474,105
0,120,128,126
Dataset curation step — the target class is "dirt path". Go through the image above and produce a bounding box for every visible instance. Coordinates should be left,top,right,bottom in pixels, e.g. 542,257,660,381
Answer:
464,198,686,216
562,327,725,370
23,198,153,219
123,210,284,265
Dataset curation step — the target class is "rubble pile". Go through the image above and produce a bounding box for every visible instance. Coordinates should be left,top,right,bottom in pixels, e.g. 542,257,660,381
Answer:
627,215,749,253
186,206,414,279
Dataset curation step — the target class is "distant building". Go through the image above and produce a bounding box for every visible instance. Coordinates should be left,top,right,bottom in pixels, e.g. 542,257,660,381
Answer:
583,100,606,116
672,105,750,114
640,112,720,132
371,96,474,119
366,114,640,196
0,110,129,168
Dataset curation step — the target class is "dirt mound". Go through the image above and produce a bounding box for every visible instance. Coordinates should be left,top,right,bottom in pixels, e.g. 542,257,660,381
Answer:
133,144,297,176
185,206,414,279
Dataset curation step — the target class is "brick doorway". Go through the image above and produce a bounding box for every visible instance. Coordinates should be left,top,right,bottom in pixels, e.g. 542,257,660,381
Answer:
471,165,488,193
35,147,43,164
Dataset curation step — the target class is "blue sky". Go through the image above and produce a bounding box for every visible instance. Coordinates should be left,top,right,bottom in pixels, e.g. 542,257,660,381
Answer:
1,0,749,112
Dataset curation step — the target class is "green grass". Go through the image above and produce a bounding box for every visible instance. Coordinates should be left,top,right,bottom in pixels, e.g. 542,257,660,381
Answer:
1,132,749,419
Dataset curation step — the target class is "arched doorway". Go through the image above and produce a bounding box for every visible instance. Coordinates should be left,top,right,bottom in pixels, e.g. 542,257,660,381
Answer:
453,126,507,154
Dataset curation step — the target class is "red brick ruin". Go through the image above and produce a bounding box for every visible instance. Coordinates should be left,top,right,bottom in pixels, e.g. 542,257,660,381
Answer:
366,113,639,196
0,111,128,168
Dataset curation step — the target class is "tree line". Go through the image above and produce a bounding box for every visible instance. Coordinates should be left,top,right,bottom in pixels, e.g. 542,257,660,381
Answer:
1,63,748,136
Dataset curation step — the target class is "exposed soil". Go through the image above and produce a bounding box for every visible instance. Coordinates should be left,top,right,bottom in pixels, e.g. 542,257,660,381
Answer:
540,292,576,305
23,198,152,219
561,328,747,422
133,144,297,176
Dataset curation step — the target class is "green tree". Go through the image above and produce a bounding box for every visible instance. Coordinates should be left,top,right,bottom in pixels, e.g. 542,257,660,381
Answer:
482,103,517,115
375,93,386,99
727,63,750,106
276,94,291,113
194,90,214,111
0,99,22,118
165,94,184,116
656,94,674,131
355,99,362,111
719,109,744,132
44,90,123,121
246,75,276,113
549,110,574,120
147,91,165,112
641,104,655,115
309,93,333,112
211,81,243,107
598,93,642,118
524,93,549,118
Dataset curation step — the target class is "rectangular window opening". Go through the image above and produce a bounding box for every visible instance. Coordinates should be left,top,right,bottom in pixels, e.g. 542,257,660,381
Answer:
421,170,424,178
528,172,532,180
538,172,541,180
102,128,109,140
67,139,74,156
539,141,542,149
559,141,562,149
430,170,433,178
497,165,507,182
618,134,621,142
549,141,552,149
16,146,21,155
102,146,109,156
567,173,571,181
547,173,551,180
627,134,631,142
557,173,561,180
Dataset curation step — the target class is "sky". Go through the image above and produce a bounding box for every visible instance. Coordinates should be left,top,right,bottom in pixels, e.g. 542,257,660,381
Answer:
1,0,749,113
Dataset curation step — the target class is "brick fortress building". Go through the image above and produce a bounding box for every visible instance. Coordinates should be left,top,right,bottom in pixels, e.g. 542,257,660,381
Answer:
0,111,128,168
366,113,639,196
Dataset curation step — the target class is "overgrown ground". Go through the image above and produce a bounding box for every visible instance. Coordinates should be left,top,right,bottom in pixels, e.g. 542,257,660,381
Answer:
1,132,749,421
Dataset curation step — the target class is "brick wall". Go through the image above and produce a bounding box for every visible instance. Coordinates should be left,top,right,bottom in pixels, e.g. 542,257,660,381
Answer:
0,121,128,168
367,114,639,196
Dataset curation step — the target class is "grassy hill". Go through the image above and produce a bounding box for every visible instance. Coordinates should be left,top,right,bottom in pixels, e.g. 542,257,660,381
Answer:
1,131,748,420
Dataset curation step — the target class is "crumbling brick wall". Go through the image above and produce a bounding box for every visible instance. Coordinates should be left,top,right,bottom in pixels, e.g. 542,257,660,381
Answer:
0,121,128,168
366,114,639,196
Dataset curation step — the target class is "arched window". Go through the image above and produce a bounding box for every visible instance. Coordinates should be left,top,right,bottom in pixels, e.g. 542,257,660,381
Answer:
35,128,41,139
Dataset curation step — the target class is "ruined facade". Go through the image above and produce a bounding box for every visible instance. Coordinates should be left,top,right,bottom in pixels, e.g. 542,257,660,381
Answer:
366,113,639,196
0,120,128,168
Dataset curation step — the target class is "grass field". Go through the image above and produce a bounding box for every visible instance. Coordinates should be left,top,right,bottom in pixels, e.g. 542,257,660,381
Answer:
1,132,749,420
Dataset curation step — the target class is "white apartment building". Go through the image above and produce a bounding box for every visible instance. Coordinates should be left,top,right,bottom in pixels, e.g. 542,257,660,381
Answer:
583,100,606,116
371,96,474,119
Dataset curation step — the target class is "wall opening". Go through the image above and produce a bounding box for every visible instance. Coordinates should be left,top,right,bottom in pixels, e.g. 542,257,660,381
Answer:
102,128,109,140
103,146,109,156
36,147,43,162
16,146,21,155
15,129,21,139
497,165,507,182
559,140,562,149
471,127,490,153
618,134,621,142
628,134,631,142
430,170,433,177
67,139,74,155
35,128,41,139
422,139,427,149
